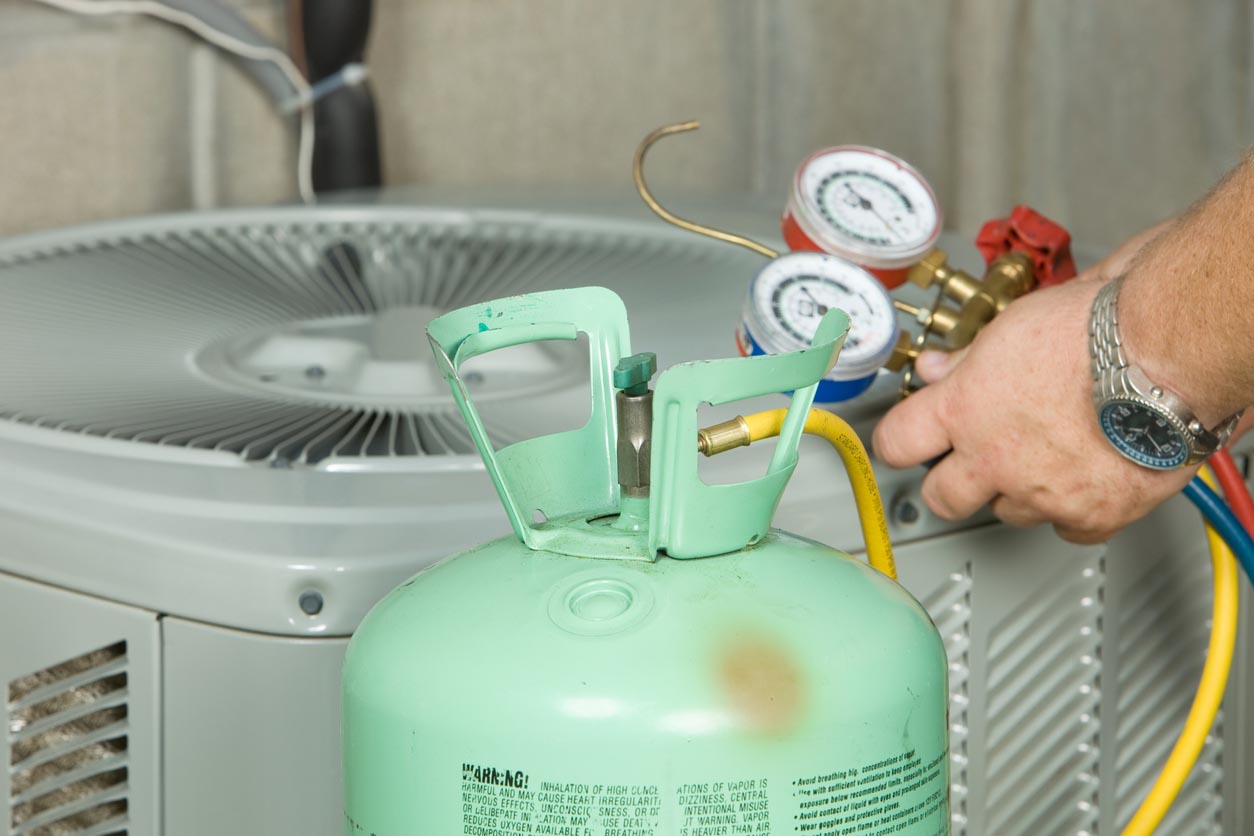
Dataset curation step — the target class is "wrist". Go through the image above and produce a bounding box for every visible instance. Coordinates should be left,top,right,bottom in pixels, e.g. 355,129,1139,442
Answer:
1091,272,1242,469
1115,244,1244,429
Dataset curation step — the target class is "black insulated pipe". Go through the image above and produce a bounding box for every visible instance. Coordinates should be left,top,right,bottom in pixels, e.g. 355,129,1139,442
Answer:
294,0,383,194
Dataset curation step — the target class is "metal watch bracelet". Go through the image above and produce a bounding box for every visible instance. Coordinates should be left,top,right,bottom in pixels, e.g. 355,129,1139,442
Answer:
1090,278,1240,462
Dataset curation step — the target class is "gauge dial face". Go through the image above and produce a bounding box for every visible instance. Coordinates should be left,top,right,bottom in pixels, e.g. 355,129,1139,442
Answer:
748,253,895,372
1099,400,1189,469
797,147,940,260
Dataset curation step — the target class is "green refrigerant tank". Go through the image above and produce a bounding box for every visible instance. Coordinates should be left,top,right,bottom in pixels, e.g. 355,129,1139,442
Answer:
343,287,950,836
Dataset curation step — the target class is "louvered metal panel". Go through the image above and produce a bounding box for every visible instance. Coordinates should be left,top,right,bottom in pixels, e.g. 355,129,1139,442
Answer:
922,568,973,836
983,551,1103,835
7,643,129,836
1113,531,1224,835
0,576,157,836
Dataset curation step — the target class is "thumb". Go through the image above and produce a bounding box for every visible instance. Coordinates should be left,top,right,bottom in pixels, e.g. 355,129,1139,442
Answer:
914,348,967,384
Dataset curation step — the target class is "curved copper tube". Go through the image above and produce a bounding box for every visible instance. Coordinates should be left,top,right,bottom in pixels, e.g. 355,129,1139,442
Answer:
632,121,779,260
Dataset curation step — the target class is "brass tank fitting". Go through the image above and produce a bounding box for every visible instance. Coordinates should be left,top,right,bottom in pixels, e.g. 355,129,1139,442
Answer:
697,416,751,456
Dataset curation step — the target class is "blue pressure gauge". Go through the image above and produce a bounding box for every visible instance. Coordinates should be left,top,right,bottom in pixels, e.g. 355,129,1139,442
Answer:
737,252,897,402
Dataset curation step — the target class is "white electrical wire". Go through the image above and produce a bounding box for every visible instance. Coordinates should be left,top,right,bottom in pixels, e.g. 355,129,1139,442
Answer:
30,0,316,204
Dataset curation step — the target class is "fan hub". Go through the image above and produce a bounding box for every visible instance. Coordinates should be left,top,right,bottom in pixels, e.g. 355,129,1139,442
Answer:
192,306,582,410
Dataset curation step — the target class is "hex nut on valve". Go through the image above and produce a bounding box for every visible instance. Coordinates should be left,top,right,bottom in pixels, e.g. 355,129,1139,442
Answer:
614,352,657,498
885,332,919,373
616,391,652,497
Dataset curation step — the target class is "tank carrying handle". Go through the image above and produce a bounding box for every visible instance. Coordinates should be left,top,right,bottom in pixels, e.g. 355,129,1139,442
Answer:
428,287,632,550
649,308,849,559
449,321,579,366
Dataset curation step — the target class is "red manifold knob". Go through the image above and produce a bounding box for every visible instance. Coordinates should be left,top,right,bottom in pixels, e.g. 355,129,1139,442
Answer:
975,205,1076,287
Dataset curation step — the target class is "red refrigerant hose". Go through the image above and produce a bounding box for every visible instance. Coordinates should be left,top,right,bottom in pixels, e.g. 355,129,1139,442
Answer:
1209,449,1254,535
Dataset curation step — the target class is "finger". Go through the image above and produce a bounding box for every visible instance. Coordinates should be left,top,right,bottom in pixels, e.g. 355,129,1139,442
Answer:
914,348,967,385
989,495,1046,528
920,454,997,521
1053,524,1114,546
872,383,953,468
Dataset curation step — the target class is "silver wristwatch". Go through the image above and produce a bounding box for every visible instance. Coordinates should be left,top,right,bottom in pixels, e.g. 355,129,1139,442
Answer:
1089,278,1240,469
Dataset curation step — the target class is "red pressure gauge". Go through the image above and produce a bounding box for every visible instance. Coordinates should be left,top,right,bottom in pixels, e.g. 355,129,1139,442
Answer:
782,146,942,289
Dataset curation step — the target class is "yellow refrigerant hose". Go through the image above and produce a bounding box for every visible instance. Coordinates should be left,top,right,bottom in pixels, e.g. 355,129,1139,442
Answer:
1121,467,1239,836
740,408,897,580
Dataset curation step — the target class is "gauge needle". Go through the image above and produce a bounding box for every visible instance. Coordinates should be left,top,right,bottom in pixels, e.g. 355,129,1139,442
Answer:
844,183,906,239
799,287,828,315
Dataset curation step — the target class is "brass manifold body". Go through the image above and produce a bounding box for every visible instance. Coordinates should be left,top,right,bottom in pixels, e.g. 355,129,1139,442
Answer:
887,248,1036,393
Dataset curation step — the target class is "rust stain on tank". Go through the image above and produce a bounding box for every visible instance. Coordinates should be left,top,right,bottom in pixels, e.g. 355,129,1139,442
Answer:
717,636,805,735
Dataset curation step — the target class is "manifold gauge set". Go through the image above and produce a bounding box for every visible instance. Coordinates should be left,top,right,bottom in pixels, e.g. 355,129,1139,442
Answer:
743,146,940,401
633,123,1072,402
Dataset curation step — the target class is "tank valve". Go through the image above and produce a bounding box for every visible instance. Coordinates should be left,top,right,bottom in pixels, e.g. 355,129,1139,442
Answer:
614,352,657,498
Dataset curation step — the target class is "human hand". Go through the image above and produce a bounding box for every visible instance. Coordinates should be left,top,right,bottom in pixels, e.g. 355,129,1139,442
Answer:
872,224,1195,544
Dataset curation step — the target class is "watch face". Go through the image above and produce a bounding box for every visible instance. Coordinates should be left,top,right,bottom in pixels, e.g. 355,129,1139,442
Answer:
1099,400,1189,469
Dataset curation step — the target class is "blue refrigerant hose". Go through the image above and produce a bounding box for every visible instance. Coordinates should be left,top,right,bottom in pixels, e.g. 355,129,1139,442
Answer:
1183,476,1254,585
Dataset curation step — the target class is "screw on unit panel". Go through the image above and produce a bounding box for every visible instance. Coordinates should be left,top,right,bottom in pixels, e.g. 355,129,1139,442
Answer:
299,590,324,615
892,495,921,526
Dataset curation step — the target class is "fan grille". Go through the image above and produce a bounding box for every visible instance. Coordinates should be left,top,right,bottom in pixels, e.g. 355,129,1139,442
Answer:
0,209,749,466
